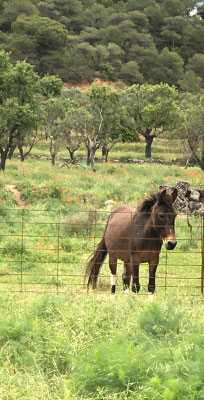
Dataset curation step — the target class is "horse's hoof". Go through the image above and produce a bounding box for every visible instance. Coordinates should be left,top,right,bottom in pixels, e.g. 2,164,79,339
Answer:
148,285,155,293
132,284,140,294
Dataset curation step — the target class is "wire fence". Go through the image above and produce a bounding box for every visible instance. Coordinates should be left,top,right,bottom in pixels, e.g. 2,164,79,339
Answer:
0,208,203,295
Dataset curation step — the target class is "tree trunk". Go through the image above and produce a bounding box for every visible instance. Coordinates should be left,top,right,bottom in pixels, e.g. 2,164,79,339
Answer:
105,149,109,162
86,147,91,166
0,150,7,171
145,136,154,158
102,144,109,162
68,149,75,162
18,145,25,162
187,136,203,170
102,144,107,157
90,148,96,172
0,128,18,170
8,145,16,160
51,153,55,165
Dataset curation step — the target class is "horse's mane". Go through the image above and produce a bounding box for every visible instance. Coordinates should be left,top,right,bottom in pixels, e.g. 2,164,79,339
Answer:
137,192,159,213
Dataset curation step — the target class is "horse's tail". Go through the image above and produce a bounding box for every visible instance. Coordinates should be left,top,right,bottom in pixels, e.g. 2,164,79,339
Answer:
85,235,107,290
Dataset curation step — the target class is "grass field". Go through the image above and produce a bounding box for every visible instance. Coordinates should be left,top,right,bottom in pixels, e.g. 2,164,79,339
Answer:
0,140,203,399
26,135,185,162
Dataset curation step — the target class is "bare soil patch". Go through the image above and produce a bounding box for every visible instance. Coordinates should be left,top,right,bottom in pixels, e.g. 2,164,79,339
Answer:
63,78,115,91
5,185,27,208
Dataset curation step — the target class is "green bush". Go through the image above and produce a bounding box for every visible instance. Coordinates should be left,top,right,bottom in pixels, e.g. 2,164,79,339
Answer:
71,300,204,399
72,340,150,395
137,301,183,337
60,209,98,236
49,183,63,200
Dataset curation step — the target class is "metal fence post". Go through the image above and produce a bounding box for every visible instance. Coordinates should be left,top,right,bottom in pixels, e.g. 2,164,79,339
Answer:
20,208,24,292
57,210,60,294
201,216,204,295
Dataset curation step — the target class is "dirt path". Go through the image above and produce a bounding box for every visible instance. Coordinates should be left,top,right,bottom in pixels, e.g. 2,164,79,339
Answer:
5,185,27,208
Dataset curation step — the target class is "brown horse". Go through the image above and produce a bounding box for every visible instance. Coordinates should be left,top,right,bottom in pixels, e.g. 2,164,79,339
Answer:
85,189,177,294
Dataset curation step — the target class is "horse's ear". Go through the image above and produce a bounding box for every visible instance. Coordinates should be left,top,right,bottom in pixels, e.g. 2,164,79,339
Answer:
158,189,167,204
171,188,177,203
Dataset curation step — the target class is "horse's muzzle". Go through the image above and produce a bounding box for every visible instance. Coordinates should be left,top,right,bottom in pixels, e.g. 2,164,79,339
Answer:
165,240,177,250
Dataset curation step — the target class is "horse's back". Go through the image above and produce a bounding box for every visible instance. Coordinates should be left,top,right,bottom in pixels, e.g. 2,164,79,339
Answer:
107,205,137,227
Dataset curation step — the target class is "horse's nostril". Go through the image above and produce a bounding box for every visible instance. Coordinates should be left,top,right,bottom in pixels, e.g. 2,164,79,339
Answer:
167,241,177,250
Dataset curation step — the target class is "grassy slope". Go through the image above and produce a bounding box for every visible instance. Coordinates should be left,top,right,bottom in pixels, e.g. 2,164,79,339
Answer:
0,141,203,399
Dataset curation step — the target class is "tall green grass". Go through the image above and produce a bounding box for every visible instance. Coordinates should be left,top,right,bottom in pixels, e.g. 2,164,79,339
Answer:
0,294,203,399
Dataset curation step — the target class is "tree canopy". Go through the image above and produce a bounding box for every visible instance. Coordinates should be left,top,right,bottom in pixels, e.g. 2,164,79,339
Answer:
0,0,203,89
123,83,181,157
0,50,58,170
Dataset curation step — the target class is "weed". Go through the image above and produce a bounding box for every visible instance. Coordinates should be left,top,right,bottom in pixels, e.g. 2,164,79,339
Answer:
70,296,204,399
137,301,183,338
106,166,117,174
49,183,63,200
61,209,98,236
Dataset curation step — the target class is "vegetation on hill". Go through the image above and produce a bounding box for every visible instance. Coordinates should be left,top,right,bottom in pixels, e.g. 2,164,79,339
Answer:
0,0,203,89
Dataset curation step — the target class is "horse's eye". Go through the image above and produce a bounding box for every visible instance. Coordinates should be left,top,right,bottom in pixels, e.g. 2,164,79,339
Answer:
159,214,165,219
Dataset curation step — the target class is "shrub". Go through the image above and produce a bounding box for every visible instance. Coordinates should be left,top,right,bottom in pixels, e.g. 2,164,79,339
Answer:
137,301,183,338
60,209,98,236
72,340,150,396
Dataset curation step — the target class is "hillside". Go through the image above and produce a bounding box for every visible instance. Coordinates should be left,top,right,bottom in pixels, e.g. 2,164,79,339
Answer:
0,0,203,91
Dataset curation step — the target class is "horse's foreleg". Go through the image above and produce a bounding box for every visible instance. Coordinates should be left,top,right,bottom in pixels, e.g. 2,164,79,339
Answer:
148,264,158,293
109,255,118,294
122,263,131,292
132,264,140,293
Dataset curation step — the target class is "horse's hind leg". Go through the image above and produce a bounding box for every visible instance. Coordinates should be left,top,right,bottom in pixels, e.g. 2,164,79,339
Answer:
132,264,140,293
122,263,131,292
148,264,158,293
109,255,118,294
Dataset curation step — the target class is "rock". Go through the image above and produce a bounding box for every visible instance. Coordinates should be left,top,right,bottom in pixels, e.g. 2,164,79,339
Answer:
154,159,166,164
175,196,187,211
188,201,201,213
105,199,116,209
195,204,204,216
176,181,189,196
199,190,204,202
186,188,200,202
132,159,145,164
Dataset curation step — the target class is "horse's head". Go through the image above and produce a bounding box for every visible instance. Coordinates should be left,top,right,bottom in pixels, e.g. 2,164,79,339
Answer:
152,189,177,250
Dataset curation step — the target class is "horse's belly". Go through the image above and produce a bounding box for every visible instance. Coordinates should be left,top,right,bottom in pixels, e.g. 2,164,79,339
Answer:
133,250,160,264
136,252,153,263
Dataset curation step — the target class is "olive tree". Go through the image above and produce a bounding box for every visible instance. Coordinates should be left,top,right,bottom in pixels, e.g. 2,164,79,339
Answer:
123,83,181,158
0,50,43,170
179,93,204,170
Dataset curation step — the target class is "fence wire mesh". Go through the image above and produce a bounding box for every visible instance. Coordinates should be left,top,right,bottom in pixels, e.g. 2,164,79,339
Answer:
0,208,203,295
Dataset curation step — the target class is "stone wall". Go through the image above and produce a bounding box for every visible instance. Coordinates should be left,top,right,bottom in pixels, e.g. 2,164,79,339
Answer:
160,181,204,215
